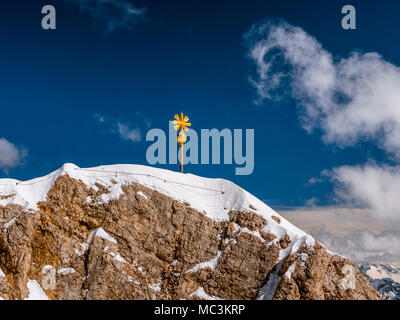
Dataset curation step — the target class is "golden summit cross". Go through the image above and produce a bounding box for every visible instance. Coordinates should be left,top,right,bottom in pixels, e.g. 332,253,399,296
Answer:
172,112,191,173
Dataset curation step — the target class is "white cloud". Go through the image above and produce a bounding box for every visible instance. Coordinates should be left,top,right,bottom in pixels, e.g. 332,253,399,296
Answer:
246,20,400,222
0,138,27,173
94,113,105,123
65,0,147,33
313,228,400,263
116,122,141,142
279,206,400,262
304,197,319,207
245,20,400,158
307,177,322,185
94,113,148,143
329,164,400,221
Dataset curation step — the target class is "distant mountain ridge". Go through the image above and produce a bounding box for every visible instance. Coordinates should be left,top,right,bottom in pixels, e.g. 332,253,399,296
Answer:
359,263,400,300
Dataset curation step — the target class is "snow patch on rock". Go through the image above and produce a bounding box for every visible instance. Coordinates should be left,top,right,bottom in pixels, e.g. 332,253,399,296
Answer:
190,287,222,300
108,251,127,264
24,280,49,300
137,191,148,200
187,251,222,273
149,278,162,292
95,227,117,244
3,216,17,230
58,268,76,275
284,262,297,280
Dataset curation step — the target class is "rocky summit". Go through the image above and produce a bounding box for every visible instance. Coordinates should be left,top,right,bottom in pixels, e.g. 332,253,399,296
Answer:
0,164,380,300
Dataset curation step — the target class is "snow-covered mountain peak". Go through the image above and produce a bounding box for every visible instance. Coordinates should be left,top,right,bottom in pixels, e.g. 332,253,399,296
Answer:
0,163,310,245
0,163,381,300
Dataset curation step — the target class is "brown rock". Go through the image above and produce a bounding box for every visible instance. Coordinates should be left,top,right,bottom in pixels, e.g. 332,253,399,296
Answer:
279,234,291,249
273,242,381,300
229,210,267,231
271,216,281,224
0,174,380,300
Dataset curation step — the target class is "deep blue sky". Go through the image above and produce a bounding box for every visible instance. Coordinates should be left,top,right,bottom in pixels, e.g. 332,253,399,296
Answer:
0,0,398,209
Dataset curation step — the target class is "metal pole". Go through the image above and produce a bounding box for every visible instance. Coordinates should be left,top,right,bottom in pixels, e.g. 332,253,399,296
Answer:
179,142,183,173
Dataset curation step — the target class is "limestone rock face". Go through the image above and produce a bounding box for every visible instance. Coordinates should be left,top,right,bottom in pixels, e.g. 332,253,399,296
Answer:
273,242,380,300
0,164,380,300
